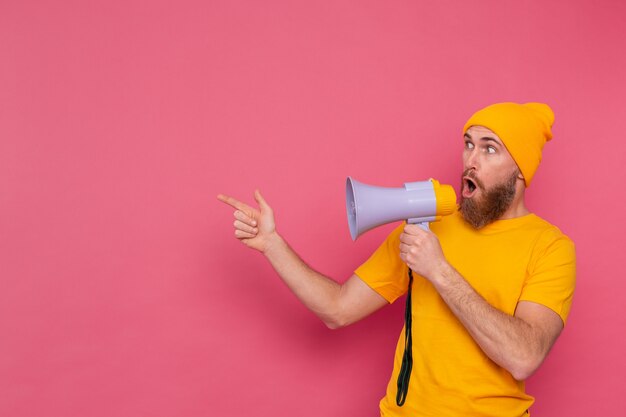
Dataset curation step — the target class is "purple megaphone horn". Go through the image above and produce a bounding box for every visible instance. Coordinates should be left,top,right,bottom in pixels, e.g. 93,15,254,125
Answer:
346,177,457,241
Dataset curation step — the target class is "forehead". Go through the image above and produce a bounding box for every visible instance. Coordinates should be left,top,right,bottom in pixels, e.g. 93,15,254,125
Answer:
464,125,503,144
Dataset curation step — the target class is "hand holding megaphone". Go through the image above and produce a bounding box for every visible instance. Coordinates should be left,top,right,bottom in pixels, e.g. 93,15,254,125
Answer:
346,177,457,240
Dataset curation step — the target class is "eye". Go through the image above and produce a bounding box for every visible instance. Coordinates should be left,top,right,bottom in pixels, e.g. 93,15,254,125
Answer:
465,141,474,150
487,146,496,154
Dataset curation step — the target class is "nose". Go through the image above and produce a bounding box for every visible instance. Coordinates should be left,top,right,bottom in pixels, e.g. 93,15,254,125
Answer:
464,148,478,171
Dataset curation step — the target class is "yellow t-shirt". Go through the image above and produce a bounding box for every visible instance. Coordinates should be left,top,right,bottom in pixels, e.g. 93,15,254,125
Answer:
355,209,576,417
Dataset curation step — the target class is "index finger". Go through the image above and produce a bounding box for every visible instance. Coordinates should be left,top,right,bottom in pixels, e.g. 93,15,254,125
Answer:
403,224,426,235
217,193,253,213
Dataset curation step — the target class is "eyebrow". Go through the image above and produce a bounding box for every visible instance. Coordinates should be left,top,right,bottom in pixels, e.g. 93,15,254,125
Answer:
464,133,501,145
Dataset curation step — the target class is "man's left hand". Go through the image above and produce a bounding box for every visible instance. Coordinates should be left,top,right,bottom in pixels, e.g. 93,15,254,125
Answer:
399,224,449,283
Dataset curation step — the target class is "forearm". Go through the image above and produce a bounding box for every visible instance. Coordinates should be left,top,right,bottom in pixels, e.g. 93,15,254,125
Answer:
432,264,545,380
219,191,387,328
263,232,343,328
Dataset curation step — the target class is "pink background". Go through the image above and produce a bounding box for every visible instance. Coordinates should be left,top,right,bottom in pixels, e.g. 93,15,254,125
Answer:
2,1,625,416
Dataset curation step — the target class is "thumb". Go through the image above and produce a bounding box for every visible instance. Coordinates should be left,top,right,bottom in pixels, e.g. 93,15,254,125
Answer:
254,189,272,211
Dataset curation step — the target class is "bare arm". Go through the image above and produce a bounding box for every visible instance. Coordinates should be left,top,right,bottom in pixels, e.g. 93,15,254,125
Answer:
217,191,388,328
399,224,563,380
430,266,562,380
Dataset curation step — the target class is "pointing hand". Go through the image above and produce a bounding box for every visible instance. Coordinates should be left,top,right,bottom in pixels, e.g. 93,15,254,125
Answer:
217,190,277,253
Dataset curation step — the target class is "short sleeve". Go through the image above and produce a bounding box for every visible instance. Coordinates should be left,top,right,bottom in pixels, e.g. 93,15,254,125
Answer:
354,223,409,303
520,230,576,325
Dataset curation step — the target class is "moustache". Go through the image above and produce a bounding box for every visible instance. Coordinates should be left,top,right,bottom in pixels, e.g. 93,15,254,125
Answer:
462,169,485,190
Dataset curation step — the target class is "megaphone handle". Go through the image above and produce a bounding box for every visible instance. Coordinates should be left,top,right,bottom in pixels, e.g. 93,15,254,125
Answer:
407,217,433,230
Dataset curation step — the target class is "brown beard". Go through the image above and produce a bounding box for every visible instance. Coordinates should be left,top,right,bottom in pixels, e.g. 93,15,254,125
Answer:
459,170,519,229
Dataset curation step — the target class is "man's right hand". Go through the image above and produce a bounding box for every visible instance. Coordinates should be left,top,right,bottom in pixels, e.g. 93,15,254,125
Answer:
217,190,277,253
217,189,389,328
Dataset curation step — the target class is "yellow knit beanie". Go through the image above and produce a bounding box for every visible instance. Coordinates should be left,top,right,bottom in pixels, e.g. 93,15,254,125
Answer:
463,102,554,187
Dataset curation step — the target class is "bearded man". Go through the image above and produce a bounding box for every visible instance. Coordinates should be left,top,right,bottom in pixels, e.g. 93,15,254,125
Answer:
218,102,576,417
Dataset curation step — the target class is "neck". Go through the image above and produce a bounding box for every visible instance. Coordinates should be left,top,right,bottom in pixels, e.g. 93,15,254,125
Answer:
499,180,529,220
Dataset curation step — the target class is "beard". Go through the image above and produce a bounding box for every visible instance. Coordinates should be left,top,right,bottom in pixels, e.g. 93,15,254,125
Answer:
459,169,519,229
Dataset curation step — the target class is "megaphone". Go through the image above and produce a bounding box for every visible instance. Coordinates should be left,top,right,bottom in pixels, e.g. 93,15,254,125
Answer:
346,177,457,240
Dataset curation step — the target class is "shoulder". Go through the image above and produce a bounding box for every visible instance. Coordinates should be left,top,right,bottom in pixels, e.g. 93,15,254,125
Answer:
528,215,575,254
519,215,577,325
524,215,576,281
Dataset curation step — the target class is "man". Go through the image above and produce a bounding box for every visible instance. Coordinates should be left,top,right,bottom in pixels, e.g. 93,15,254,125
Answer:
218,102,576,416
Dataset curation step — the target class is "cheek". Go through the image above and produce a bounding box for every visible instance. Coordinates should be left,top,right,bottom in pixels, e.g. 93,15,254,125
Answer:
482,158,513,181
496,152,519,170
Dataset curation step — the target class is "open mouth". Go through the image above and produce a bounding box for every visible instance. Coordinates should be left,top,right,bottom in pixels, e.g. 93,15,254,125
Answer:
463,177,478,198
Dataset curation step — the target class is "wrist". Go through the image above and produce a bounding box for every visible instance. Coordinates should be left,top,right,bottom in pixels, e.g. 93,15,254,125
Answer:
263,231,284,257
431,261,456,290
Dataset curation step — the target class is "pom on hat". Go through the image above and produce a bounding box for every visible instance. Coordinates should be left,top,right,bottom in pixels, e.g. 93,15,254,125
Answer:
463,102,554,187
